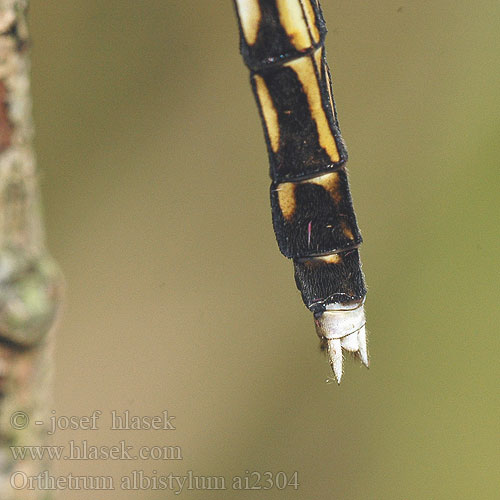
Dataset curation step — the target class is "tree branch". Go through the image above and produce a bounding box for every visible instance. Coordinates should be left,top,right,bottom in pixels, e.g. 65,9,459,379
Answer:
0,1,62,498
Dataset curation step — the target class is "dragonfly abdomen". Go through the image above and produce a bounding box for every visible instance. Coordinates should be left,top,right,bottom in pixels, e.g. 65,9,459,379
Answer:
234,0,368,382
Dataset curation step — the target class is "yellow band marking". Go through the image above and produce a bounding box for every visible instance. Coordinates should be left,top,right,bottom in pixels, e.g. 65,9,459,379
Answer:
276,182,296,220
306,172,341,203
324,62,335,115
286,56,340,163
341,221,354,240
276,171,341,221
276,0,311,50
315,254,342,264
235,0,261,46
314,47,323,79
303,253,342,267
254,75,280,153
300,0,321,43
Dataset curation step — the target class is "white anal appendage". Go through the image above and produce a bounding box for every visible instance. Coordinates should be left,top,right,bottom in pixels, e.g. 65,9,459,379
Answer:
315,301,368,383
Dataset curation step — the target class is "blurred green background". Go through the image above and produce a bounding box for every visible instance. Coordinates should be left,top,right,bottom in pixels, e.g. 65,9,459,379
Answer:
28,0,498,498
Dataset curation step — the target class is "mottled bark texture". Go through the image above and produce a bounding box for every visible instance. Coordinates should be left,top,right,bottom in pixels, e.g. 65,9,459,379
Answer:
0,1,62,499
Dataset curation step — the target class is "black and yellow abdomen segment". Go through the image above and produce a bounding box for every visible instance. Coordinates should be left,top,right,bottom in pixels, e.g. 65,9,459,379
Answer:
271,170,362,258
252,51,347,181
236,0,326,71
